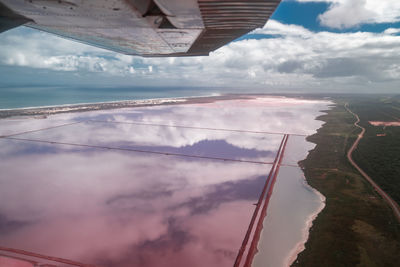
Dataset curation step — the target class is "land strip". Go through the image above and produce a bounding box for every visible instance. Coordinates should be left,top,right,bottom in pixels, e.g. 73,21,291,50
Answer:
235,134,289,267
345,104,400,222
348,95,400,205
0,246,97,267
293,98,400,267
0,94,252,118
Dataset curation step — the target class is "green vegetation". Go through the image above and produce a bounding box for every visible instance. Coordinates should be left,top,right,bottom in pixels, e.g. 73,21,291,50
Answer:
293,95,400,267
350,96,400,205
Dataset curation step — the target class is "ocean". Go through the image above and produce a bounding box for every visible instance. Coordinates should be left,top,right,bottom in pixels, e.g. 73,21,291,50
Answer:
0,86,220,109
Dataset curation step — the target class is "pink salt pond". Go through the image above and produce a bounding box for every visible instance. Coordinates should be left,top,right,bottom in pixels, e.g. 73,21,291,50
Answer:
0,96,331,267
0,256,35,267
369,121,400,126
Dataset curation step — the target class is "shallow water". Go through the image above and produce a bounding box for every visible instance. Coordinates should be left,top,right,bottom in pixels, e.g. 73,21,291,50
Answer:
0,96,331,266
0,139,271,267
252,136,325,267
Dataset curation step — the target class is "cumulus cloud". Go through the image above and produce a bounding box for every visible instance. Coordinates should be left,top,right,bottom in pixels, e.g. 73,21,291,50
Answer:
0,31,153,76
295,0,400,29
0,21,400,92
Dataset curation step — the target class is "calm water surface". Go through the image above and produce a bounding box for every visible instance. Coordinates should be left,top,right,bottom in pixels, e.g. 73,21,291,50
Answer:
252,135,326,267
0,96,331,266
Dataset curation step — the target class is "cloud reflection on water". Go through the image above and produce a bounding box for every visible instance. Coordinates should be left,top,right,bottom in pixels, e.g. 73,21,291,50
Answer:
0,96,331,266
0,139,270,266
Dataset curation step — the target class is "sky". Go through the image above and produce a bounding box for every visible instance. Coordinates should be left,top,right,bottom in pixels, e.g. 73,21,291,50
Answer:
0,0,400,94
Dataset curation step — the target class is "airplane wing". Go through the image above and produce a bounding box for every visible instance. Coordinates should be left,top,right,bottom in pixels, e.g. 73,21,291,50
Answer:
0,0,281,57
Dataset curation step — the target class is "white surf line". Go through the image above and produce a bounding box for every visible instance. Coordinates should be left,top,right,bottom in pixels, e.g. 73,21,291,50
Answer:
0,95,192,111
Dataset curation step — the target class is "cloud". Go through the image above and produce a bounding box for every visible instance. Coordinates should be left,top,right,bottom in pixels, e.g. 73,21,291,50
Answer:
0,30,153,76
295,0,400,29
0,21,400,92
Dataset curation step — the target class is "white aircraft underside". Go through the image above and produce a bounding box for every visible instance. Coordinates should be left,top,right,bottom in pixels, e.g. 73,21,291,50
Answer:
0,0,281,56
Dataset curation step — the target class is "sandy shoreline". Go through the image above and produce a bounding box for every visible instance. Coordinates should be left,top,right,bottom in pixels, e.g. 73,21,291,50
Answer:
0,94,261,119
283,108,332,267
283,107,333,267
0,93,325,119
285,180,326,267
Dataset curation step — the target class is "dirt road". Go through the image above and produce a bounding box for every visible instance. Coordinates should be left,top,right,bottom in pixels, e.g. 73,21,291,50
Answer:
345,104,400,222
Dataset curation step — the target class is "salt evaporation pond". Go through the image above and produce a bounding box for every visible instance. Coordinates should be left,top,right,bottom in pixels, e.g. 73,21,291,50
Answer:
0,96,331,267
252,135,326,267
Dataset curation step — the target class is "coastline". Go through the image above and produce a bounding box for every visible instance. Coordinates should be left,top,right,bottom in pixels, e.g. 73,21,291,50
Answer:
0,94,297,119
281,106,332,267
0,93,224,111
252,102,331,267
284,108,331,266
286,181,326,266
292,98,400,266
0,94,264,119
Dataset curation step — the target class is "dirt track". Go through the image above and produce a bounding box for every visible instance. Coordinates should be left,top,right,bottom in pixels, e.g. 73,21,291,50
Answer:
234,134,289,267
345,104,400,223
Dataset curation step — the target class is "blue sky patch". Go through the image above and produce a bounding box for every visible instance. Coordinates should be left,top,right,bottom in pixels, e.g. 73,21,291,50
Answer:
271,0,329,31
270,0,400,34
236,34,280,41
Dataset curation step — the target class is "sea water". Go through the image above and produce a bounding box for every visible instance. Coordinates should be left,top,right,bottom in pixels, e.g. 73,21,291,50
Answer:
0,86,219,109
